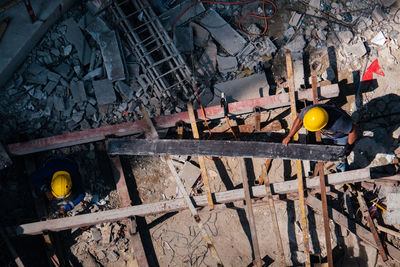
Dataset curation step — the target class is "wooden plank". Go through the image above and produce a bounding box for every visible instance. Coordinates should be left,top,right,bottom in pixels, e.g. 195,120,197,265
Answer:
8,85,339,156
108,139,344,162
240,159,263,266
16,168,398,235
286,50,311,267
306,195,400,262
312,75,333,267
262,162,285,266
110,155,149,267
187,103,214,210
357,192,388,261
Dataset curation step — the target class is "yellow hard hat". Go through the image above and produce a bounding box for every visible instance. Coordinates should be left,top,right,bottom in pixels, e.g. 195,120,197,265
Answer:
51,171,72,199
303,107,329,132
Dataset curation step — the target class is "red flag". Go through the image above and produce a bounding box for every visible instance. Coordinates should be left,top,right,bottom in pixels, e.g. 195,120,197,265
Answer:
362,59,385,82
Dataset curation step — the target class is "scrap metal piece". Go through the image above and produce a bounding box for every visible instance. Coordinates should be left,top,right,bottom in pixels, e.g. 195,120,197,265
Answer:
109,0,194,99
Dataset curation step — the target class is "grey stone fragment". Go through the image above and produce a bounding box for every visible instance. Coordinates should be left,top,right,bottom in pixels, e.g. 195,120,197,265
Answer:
26,71,48,85
44,96,54,116
209,73,269,106
31,87,46,100
72,110,84,123
115,81,134,101
27,63,47,75
86,104,97,117
190,22,209,48
160,0,205,30
83,67,103,81
48,71,61,82
64,97,75,117
98,31,125,81
194,41,217,78
93,79,116,105
62,18,91,65
199,10,247,56
179,161,201,188
55,85,65,96
91,227,102,241
80,119,91,130
174,26,194,53
284,35,306,52
107,251,119,263
217,55,238,74
53,96,65,112
70,79,87,103
337,31,353,44
88,97,97,106
372,5,386,23
54,63,71,79
84,15,110,42
43,81,58,95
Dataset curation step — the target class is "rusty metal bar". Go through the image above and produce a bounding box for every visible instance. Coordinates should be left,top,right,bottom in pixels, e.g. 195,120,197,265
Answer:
357,192,388,261
187,103,214,210
286,50,311,267
312,76,333,267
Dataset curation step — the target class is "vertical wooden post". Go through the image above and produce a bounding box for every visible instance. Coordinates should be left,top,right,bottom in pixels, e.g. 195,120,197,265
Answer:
285,50,311,267
239,158,263,267
312,76,333,267
187,103,214,210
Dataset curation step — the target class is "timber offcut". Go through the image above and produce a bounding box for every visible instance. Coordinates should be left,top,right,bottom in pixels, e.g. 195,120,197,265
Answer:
108,139,344,161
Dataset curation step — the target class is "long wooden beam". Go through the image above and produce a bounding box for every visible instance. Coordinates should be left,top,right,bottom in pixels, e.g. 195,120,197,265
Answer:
108,139,344,162
7,85,339,156
15,166,398,235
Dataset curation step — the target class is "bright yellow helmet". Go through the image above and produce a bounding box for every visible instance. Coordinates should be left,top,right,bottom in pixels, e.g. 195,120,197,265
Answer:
303,107,329,132
51,171,72,199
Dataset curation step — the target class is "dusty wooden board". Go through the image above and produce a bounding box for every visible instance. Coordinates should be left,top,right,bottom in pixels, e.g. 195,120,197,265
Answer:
15,166,399,235
108,139,344,162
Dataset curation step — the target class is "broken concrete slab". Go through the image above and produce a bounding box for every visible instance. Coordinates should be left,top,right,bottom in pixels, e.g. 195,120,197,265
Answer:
345,39,367,58
53,96,65,112
209,73,269,106
292,52,304,89
93,79,116,105
47,71,61,83
190,22,209,48
97,31,125,81
194,41,217,79
199,10,247,56
179,161,201,188
70,79,87,103
385,193,400,224
83,67,103,81
284,35,306,52
54,63,72,79
115,81,134,102
160,0,205,30
217,55,238,74
62,18,91,65
337,30,353,44
174,26,194,53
